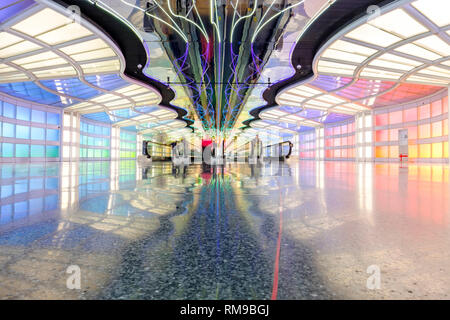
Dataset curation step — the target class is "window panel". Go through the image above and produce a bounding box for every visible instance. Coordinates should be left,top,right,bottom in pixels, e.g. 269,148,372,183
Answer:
30,127,45,140
31,109,46,123
3,102,15,118
46,145,59,158
2,122,15,137
2,143,13,157
419,144,431,158
375,113,388,126
432,121,442,137
47,112,60,125
16,106,30,121
15,144,29,157
431,100,442,117
46,128,59,141
418,124,430,138
16,125,30,139
389,110,402,124
30,145,45,157
419,104,430,120
404,107,417,122
432,142,443,158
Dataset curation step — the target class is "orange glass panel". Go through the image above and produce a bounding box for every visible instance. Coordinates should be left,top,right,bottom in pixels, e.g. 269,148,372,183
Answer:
419,144,431,158
389,110,402,124
432,142,443,158
376,130,389,142
419,104,430,120
389,146,399,158
325,138,332,147
431,99,442,117
432,121,442,137
326,150,332,158
375,113,388,126
409,145,418,158
418,124,430,138
375,146,388,158
389,129,398,141
404,107,417,122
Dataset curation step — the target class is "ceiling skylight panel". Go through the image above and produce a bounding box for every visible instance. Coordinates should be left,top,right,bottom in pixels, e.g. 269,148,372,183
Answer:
414,36,450,57
316,95,346,104
59,39,109,55
360,67,402,79
406,75,449,85
123,88,150,96
80,60,120,74
321,49,368,63
0,64,18,73
394,43,442,60
307,99,333,107
368,8,428,38
417,66,450,78
115,85,141,94
318,60,356,76
32,66,76,77
346,24,402,47
37,23,93,45
0,40,41,58
103,99,129,107
280,93,306,101
91,94,119,103
412,0,450,27
0,32,23,49
369,53,422,71
70,48,116,62
329,40,377,56
11,8,73,37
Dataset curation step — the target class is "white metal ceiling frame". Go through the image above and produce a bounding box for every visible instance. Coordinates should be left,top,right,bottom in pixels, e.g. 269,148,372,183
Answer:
272,0,449,126
0,0,183,131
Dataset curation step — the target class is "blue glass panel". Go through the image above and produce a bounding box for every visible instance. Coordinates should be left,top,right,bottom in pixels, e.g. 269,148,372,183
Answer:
1,185,13,198
30,127,45,140
47,112,60,125
82,112,112,123
3,102,15,118
16,125,30,139
44,194,58,211
0,82,72,107
40,78,103,100
29,178,44,191
16,106,30,121
102,126,110,136
0,204,13,225
84,74,128,91
46,128,59,141
31,109,45,123
45,178,59,190
94,125,102,135
29,198,44,215
0,0,35,23
14,180,28,194
30,145,45,157
2,122,15,138
15,144,29,157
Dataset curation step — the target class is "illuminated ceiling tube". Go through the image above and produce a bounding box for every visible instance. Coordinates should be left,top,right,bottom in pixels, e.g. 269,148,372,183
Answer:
273,0,449,126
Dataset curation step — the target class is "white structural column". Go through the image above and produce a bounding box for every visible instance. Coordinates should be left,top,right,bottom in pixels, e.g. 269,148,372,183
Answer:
448,86,450,163
62,111,79,162
111,127,120,160
316,127,324,160
356,112,373,162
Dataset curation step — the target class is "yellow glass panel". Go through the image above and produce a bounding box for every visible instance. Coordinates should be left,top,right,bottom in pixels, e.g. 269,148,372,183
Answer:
419,144,431,158
409,145,418,158
444,142,448,158
432,142,443,158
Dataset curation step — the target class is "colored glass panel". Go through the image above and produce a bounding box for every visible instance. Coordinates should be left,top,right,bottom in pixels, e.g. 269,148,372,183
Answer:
375,113,388,126
15,144,29,157
432,142,443,158
46,128,59,141
419,144,431,158
418,104,430,120
2,143,13,157
16,106,30,121
46,146,59,158
2,122,14,137
389,110,402,124
30,145,45,157
30,127,45,140
404,107,417,122
16,125,30,139
418,124,430,138
47,112,60,125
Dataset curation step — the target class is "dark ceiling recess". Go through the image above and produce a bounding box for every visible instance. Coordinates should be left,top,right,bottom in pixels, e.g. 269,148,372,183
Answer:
51,0,194,130
242,0,398,130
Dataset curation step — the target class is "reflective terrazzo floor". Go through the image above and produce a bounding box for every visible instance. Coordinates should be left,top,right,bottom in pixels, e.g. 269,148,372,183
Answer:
1,160,450,299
